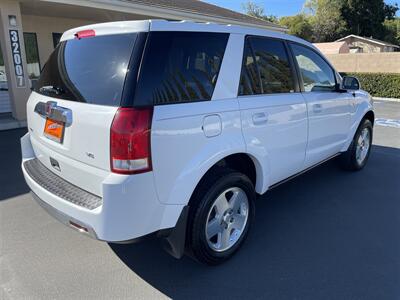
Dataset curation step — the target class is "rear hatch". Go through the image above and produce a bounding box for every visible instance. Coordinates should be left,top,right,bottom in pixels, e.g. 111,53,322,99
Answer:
27,29,143,196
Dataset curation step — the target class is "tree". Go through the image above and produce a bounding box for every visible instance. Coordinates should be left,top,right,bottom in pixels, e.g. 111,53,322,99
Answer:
384,2,399,20
384,17,400,46
241,1,279,24
279,15,313,41
341,0,399,39
242,1,264,19
304,0,347,42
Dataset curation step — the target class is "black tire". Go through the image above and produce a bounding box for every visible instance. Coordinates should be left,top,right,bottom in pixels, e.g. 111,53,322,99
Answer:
339,119,373,171
186,168,255,265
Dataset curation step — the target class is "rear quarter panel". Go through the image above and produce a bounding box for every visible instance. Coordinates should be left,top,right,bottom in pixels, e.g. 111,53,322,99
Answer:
151,99,245,205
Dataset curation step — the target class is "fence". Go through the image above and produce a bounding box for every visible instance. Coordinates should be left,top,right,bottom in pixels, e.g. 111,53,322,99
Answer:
325,53,400,74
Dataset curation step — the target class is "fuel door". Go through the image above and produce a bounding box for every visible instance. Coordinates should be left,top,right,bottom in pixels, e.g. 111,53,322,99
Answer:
202,114,222,138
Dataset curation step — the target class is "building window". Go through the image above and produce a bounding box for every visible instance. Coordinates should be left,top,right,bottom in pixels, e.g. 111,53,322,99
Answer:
0,43,11,113
23,32,40,79
52,33,62,48
0,44,7,85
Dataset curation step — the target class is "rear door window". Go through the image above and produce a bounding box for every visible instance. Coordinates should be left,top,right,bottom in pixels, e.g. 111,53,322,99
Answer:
239,41,262,95
35,33,137,106
239,36,295,96
134,32,229,106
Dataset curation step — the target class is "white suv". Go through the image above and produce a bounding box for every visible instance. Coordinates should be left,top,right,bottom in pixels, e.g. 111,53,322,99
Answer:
21,20,374,265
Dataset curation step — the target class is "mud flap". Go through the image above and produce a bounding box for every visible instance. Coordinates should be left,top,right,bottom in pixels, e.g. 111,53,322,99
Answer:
162,206,188,259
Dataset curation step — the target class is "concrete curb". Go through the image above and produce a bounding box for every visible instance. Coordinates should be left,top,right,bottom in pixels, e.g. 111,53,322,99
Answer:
373,97,400,103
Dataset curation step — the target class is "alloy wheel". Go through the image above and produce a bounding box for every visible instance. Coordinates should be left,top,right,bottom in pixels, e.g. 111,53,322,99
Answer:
205,187,249,252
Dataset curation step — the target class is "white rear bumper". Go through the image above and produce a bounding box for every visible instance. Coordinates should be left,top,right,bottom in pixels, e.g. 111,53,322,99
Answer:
21,132,183,242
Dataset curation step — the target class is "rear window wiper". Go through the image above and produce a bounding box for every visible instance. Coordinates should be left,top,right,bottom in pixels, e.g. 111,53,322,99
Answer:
39,85,65,96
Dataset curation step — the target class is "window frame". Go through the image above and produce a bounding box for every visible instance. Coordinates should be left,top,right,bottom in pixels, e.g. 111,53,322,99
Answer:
238,35,301,97
121,32,148,107
288,41,339,93
239,38,261,95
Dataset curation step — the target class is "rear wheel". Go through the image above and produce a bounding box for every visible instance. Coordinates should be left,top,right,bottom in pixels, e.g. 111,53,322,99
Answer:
187,168,255,265
340,119,373,171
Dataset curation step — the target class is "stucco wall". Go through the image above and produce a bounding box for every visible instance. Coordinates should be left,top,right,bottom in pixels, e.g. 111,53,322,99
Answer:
325,53,400,73
21,15,94,67
351,41,383,53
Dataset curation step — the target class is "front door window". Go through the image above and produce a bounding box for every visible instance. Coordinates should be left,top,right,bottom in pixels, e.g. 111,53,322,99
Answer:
291,43,336,92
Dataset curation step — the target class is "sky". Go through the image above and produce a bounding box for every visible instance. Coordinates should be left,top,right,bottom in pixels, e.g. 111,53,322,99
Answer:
204,0,400,17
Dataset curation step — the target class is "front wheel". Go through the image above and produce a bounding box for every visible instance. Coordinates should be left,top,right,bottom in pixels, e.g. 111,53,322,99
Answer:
187,168,255,265
340,119,373,171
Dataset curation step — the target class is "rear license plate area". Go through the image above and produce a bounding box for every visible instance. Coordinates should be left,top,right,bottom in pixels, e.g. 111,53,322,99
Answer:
44,118,65,143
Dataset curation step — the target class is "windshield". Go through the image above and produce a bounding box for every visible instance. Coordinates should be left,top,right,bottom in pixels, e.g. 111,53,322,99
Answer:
35,33,137,106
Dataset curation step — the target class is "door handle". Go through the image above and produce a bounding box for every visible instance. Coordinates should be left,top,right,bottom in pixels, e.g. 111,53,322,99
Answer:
313,103,323,113
252,112,268,125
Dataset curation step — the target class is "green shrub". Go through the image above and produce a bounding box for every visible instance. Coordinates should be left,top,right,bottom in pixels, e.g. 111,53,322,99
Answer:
340,72,400,99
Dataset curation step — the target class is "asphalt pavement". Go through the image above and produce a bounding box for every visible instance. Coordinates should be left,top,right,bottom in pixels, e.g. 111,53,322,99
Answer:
1,100,399,299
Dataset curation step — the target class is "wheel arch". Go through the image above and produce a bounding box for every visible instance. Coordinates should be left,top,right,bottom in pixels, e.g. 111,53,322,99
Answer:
363,110,375,127
163,152,263,259
187,152,264,207
341,104,375,152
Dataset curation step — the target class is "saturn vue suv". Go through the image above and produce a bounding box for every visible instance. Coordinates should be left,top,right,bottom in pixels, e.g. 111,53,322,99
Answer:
21,20,374,265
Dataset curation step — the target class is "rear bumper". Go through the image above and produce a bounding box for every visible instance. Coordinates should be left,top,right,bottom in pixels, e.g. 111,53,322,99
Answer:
21,132,184,242
31,191,99,239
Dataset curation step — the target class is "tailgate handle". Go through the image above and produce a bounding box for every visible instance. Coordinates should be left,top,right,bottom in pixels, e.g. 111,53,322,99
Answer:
34,101,73,126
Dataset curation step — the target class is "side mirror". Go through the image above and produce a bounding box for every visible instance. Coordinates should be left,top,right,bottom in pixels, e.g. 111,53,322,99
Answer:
341,76,360,91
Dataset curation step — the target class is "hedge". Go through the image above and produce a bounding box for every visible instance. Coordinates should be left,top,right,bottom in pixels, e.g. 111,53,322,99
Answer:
340,72,400,99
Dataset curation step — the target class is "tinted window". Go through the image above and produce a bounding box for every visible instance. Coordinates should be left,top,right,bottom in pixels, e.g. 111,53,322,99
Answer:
291,44,336,92
239,42,261,95
239,37,295,95
35,33,137,106
251,37,295,94
134,32,229,106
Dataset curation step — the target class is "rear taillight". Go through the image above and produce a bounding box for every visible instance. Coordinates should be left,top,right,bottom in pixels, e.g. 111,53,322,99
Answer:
110,107,153,174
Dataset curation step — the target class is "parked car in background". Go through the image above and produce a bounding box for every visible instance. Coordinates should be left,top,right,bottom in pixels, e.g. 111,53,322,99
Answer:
0,70,6,83
21,20,374,265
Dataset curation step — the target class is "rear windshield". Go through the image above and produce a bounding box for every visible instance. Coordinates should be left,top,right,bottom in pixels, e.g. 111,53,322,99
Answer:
35,33,137,106
133,32,229,106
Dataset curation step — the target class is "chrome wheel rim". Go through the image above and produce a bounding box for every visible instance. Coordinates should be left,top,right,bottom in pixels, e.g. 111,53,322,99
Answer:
205,187,249,252
356,128,371,165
